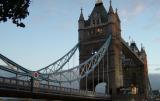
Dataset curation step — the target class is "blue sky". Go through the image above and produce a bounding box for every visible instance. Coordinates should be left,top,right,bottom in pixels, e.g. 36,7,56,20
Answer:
0,0,160,73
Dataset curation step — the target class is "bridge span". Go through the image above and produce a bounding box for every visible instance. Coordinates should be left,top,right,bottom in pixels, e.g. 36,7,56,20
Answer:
0,76,111,101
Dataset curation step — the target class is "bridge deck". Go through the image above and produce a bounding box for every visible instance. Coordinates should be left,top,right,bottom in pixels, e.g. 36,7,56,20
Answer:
0,77,111,101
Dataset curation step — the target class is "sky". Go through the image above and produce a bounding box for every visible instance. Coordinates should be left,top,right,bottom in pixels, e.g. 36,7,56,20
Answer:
0,0,160,74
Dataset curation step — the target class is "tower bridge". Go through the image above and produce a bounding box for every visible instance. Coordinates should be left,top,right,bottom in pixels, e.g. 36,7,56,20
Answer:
0,0,153,101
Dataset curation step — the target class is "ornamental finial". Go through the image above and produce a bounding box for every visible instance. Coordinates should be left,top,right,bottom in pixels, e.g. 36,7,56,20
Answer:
110,0,112,6
96,0,102,4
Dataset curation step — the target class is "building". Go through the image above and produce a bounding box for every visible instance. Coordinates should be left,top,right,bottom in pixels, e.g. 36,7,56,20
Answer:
78,0,148,99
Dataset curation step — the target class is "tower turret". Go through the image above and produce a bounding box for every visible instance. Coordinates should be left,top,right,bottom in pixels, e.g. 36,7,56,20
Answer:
107,0,124,94
140,44,148,98
107,0,116,23
115,8,120,22
130,41,139,53
115,8,121,33
108,0,114,14
140,44,147,61
78,8,85,29
107,0,119,36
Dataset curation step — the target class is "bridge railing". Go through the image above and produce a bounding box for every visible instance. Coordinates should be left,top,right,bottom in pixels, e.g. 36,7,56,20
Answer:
37,83,107,97
0,76,109,98
0,76,31,91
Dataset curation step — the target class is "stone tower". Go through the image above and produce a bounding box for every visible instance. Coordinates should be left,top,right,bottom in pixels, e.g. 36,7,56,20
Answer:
78,0,123,95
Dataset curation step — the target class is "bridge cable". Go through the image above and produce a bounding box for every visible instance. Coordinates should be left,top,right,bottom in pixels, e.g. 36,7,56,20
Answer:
102,57,104,82
38,35,111,84
47,75,49,87
86,72,88,91
107,50,110,94
60,73,62,88
37,43,79,75
68,59,72,87
92,66,95,91
98,62,100,84
0,54,30,73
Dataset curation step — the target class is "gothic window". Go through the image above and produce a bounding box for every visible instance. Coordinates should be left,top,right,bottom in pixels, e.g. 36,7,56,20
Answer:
93,20,95,25
97,28,103,33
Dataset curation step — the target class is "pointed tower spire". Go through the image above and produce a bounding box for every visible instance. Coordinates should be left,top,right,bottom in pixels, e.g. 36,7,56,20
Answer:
141,43,146,53
116,8,118,13
79,8,84,21
110,0,112,6
108,0,114,13
115,8,120,22
78,8,85,29
81,8,83,13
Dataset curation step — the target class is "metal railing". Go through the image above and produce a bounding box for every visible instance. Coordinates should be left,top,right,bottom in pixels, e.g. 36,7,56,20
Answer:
0,76,110,98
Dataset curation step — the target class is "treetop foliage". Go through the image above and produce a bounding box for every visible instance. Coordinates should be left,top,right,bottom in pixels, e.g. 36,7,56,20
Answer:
0,0,30,28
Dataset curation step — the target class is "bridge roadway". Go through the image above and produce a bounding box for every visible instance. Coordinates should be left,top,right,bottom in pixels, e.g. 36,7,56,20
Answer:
0,76,111,101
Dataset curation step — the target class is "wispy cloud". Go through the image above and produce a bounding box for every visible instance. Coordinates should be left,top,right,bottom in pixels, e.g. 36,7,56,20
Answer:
120,1,146,21
118,0,160,31
143,9,160,31
153,37,160,43
154,10,160,20
134,3,145,14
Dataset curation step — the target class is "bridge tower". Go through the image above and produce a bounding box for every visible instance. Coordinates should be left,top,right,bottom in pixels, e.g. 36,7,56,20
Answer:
78,0,123,96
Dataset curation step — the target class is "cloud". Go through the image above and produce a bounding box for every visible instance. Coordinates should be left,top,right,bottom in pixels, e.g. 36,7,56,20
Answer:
132,3,145,16
155,10,160,19
143,9,160,31
155,68,160,71
120,2,145,21
152,37,160,43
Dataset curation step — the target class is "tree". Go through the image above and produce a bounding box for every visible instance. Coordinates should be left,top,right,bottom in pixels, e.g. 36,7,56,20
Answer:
0,0,30,28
